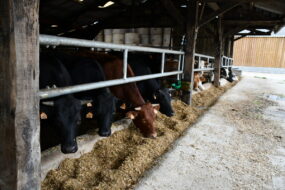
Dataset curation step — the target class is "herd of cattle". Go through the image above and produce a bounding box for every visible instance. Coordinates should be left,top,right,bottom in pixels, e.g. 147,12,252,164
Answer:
40,50,237,154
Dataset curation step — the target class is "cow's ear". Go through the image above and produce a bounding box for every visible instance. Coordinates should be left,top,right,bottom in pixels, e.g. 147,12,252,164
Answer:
152,104,160,114
126,111,138,120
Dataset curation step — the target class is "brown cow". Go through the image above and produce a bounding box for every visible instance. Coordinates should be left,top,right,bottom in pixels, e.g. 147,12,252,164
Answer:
193,72,206,91
75,51,160,138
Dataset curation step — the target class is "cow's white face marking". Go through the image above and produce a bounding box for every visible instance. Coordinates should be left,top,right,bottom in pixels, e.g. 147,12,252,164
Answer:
198,81,205,91
225,69,229,78
200,60,205,69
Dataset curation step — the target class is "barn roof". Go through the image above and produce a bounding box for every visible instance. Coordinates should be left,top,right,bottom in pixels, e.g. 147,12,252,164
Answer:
39,0,285,39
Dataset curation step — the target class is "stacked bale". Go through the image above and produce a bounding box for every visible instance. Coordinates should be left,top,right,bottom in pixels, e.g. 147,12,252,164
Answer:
93,28,173,49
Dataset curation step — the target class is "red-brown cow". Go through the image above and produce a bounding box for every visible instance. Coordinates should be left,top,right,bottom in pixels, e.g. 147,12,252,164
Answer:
193,72,206,91
76,51,160,138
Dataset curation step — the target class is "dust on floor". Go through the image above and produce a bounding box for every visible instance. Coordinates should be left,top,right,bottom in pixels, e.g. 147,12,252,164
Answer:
42,82,237,190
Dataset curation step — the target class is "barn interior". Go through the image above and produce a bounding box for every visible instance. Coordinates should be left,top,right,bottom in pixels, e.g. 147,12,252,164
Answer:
1,0,285,189
38,0,285,150
39,0,285,55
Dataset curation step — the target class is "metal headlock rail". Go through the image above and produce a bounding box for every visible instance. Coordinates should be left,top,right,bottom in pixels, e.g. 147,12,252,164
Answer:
221,56,234,67
39,35,185,100
194,53,215,72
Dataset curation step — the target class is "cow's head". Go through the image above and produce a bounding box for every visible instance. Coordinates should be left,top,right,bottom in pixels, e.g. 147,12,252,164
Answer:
153,89,174,117
54,96,81,154
194,72,205,91
126,103,160,138
221,68,229,79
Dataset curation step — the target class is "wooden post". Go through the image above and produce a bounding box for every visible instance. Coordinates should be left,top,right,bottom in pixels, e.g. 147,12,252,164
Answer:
230,36,234,57
181,0,199,105
214,16,224,87
0,0,40,189
224,37,231,57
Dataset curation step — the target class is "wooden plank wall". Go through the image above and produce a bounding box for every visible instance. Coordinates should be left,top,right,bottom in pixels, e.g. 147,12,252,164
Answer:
233,37,285,68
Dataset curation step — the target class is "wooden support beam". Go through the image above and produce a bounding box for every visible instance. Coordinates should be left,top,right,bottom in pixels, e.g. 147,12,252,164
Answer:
214,16,224,87
234,34,248,41
182,0,199,105
160,0,184,25
202,0,283,2
207,2,220,11
0,0,40,189
224,25,250,37
199,2,206,21
224,20,284,25
199,2,242,28
229,36,235,58
224,37,232,56
236,30,271,36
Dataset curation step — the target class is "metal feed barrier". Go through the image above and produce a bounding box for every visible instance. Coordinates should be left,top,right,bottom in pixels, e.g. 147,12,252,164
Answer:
221,56,234,68
194,53,215,72
39,35,185,100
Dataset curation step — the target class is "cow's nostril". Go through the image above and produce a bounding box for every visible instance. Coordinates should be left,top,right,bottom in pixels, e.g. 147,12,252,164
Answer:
61,142,78,154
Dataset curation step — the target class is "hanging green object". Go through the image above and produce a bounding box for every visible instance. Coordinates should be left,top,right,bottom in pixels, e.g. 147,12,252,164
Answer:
171,80,182,89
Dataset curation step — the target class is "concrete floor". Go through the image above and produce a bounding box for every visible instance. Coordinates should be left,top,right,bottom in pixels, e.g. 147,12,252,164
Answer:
135,72,285,190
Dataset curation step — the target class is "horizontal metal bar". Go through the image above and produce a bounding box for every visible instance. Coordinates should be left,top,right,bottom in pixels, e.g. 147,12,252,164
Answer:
39,71,183,99
194,68,214,71
221,66,232,68
195,53,215,60
222,56,233,60
40,35,184,55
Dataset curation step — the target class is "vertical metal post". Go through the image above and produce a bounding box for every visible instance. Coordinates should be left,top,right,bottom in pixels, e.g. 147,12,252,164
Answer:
177,55,182,80
161,52,165,73
198,56,201,68
123,49,128,79
207,58,210,67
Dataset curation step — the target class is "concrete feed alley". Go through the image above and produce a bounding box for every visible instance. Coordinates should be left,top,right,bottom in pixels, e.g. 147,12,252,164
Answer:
136,72,285,190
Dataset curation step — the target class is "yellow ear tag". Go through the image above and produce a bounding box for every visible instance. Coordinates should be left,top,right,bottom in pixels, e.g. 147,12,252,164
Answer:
86,112,93,119
40,112,48,119
120,103,126,110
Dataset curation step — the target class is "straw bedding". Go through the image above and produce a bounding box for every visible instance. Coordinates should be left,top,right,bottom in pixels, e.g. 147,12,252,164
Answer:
42,81,237,190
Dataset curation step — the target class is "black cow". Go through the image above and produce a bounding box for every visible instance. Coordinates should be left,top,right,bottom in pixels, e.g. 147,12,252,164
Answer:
227,67,238,82
221,67,229,79
57,52,115,137
40,52,81,154
221,67,238,82
114,52,174,117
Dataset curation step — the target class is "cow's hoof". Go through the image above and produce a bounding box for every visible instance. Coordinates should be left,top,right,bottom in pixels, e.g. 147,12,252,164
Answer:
61,144,78,154
99,130,111,137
